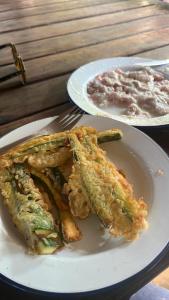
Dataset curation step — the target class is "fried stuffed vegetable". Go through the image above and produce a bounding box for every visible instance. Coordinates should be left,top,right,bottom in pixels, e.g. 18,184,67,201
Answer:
66,133,148,240
2,127,122,166
0,163,63,254
30,167,82,242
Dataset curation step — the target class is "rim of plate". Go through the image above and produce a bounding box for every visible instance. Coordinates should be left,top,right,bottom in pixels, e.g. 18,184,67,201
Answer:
67,57,169,127
1,241,169,297
0,115,169,294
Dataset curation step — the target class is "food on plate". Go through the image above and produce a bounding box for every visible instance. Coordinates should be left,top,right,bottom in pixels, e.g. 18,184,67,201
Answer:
87,67,169,117
0,163,63,254
4,127,122,166
0,126,148,254
65,131,148,240
30,166,82,243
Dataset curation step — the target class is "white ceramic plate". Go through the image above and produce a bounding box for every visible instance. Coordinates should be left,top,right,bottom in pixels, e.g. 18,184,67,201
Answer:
67,57,169,126
0,115,169,294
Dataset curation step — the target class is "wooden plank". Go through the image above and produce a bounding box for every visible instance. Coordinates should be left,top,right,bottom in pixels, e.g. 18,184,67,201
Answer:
1,5,166,43
0,0,113,21
5,0,71,3
0,74,69,124
15,27,169,82
0,5,164,46
134,44,169,59
0,0,105,10
1,27,169,125
1,0,152,9
0,102,71,137
0,1,155,33
152,268,169,290
139,129,169,155
1,14,169,66
0,0,75,12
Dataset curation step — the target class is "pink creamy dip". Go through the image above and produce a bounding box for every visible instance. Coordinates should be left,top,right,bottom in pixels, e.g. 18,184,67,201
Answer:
87,67,169,117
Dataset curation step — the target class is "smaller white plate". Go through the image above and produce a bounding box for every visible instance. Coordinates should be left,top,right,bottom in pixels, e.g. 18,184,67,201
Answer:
67,57,169,127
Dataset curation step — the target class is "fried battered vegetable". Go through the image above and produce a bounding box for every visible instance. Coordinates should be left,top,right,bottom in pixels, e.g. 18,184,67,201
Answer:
30,167,82,243
9,132,69,160
3,127,122,164
60,210,82,242
63,164,91,219
30,167,68,211
46,162,90,219
67,133,148,240
97,129,122,144
45,167,67,191
0,163,63,254
27,147,71,169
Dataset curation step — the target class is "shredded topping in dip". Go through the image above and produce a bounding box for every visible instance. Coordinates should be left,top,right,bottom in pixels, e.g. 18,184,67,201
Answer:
87,67,169,117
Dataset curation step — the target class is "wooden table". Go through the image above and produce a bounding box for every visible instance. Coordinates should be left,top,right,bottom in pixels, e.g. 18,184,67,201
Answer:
0,0,169,299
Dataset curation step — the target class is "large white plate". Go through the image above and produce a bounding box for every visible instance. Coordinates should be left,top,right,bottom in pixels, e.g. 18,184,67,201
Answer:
67,57,169,126
0,115,169,294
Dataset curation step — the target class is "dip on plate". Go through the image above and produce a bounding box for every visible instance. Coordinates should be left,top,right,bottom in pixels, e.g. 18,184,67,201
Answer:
87,67,169,118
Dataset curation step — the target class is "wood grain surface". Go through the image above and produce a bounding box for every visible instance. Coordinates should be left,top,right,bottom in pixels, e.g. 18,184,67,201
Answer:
0,0,168,140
